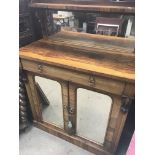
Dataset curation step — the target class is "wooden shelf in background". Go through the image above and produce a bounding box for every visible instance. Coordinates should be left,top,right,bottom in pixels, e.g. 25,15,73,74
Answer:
29,0,135,14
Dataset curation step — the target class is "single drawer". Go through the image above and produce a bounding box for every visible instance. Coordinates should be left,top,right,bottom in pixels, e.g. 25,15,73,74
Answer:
21,59,125,95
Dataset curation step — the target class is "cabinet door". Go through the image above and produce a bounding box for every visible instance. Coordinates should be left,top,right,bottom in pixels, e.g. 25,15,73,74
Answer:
77,88,112,144
27,73,67,130
68,82,130,152
25,72,131,153
35,76,64,128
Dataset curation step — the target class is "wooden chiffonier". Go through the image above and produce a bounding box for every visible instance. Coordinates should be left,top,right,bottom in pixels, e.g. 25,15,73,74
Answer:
19,0,135,155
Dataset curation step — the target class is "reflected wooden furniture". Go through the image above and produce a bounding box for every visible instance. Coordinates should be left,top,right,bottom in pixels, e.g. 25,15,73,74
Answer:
53,14,73,26
95,17,124,36
20,0,134,154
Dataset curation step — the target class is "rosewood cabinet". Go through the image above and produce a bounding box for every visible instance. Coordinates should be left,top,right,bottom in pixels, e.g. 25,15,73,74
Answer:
20,30,134,155
20,0,134,154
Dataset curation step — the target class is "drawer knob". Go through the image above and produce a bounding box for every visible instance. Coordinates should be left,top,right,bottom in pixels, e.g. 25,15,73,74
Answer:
89,76,96,87
38,64,43,73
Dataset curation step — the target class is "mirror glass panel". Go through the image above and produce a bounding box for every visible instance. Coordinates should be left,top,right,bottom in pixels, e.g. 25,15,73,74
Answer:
52,11,135,38
77,88,112,144
35,76,64,129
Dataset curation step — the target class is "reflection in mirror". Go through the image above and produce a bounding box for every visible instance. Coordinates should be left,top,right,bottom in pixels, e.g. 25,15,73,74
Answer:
35,76,64,129
53,11,135,38
77,88,112,144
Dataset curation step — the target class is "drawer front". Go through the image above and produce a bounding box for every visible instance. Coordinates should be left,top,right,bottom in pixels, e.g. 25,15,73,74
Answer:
21,59,125,95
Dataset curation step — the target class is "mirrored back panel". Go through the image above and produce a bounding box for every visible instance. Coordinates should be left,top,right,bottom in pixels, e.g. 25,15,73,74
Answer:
52,11,135,38
77,88,112,144
35,76,64,129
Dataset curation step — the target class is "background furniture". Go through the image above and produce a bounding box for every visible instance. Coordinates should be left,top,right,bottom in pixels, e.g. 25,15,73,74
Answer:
95,17,124,36
19,0,34,130
19,0,34,47
53,11,73,26
19,0,43,130
19,68,29,130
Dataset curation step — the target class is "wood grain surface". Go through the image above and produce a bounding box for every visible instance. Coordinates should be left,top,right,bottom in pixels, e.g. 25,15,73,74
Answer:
21,59,126,95
30,0,135,14
20,31,134,82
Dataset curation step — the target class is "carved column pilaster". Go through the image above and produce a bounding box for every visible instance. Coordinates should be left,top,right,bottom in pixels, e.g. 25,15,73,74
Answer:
19,69,28,130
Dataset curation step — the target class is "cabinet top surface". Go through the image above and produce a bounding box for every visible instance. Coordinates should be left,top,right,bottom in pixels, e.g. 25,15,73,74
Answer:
30,0,135,14
20,31,135,82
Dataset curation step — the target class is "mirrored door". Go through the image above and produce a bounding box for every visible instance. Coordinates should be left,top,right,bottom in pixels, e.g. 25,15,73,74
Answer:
35,76,64,129
77,88,112,144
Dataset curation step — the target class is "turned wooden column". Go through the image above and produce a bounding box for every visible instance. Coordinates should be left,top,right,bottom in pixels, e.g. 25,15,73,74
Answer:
19,69,29,130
